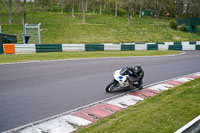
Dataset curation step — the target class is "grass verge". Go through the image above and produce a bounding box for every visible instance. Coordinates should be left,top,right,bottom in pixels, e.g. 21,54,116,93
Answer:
0,12,200,43
77,79,200,133
0,50,181,63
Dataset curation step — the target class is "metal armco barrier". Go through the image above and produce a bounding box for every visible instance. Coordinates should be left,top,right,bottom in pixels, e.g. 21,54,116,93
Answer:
1,41,200,54
189,41,196,45
196,45,200,50
169,45,182,51
104,43,121,51
181,42,190,45
158,44,169,50
147,44,158,50
15,44,36,54
3,44,15,54
36,44,62,52
175,115,200,133
85,44,104,51
121,44,135,51
174,42,182,45
62,44,85,51
135,44,147,50
165,42,174,45
156,42,165,45
182,45,196,50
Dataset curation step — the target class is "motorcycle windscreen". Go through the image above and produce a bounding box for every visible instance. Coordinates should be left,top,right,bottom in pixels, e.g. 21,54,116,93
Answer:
120,67,132,76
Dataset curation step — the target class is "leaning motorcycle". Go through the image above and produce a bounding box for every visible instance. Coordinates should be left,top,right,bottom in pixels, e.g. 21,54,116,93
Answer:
105,67,139,92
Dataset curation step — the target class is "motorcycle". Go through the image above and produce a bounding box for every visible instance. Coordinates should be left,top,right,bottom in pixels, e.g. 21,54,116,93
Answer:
105,67,139,92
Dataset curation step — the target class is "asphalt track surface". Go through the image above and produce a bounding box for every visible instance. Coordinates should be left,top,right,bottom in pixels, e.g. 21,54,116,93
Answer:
0,51,200,132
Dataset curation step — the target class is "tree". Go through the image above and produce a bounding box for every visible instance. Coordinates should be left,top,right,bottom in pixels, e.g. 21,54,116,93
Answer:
3,0,7,7
92,1,96,14
153,0,169,18
121,0,135,23
89,0,98,14
127,0,134,23
183,0,200,18
72,0,75,18
86,0,88,11
99,0,103,15
15,0,20,13
82,0,86,23
137,0,152,18
136,0,145,18
115,0,117,17
34,0,37,11
60,0,64,15
175,0,184,19
23,0,26,25
8,0,12,23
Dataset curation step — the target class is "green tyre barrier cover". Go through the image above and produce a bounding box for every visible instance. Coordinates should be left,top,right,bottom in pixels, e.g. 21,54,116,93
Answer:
169,45,182,51
147,44,158,50
174,42,182,45
189,41,196,45
196,45,200,50
121,44,135,51
85,44,104,51
36,44,62,52
156,42,165,45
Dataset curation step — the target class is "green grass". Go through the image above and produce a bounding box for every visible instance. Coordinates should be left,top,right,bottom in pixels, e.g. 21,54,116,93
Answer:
0,12,200,44
77,79,200,133
0,50,181,63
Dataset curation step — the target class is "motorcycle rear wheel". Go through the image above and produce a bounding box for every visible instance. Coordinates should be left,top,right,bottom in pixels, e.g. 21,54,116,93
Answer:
105,80,118,92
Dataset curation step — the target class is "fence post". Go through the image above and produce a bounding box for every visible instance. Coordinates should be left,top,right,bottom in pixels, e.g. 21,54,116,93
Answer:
38,23,41,44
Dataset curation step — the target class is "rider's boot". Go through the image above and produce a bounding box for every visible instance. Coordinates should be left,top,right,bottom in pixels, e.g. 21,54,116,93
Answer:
138,85,143,90
129,84,135,89
137,80,143,90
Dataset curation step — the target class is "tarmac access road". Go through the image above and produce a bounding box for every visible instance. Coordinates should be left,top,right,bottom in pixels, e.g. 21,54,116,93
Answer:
0,51,200,132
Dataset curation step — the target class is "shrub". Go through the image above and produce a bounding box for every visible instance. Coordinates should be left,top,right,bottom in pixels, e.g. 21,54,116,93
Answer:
180,24,187,32
170,21,177,30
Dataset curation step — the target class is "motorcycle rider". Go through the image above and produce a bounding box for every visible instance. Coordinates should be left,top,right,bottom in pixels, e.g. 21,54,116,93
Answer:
122,64,144,89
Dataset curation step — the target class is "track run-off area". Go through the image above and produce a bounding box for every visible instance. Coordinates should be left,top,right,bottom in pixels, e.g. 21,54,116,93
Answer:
0,51,200,132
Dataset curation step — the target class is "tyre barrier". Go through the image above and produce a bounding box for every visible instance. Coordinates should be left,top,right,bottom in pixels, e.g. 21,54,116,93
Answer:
3,72,200,133
15,44,36,54
3,44,15,54
104,43,121,51
62,44,85,51
121,44,135,51
36,44,62,52
2,41,200,54
85,44,104,51
135,44,147,50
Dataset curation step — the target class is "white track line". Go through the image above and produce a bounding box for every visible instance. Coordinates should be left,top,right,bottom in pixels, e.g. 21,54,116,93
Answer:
0,52,185,66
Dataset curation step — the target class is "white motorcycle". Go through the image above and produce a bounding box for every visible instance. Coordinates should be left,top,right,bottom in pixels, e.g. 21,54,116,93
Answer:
105,67,139,92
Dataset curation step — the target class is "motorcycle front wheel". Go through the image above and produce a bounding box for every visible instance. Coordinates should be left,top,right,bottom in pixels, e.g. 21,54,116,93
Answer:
105,80,119,92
